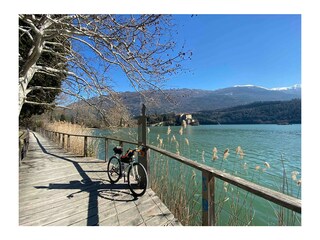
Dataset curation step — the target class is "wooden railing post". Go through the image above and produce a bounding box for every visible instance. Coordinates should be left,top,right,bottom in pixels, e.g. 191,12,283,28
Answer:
62,134,65,149
202,171,215,226
84,136,88,157
105,138,109,162
138,104,149,173
57,133,60,146
19,129,30,166
19,138,23,165
67,135,70,151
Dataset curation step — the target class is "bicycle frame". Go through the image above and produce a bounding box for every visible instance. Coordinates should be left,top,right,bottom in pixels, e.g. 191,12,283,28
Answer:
117,151,139,181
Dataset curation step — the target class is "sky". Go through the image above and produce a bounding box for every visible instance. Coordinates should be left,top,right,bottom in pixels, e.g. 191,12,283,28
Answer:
114,14,301,92
4,1,320,240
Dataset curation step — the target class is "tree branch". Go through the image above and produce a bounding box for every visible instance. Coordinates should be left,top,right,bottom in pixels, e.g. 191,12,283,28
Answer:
24,100,70,109
19,14,188,119
26,86,62,95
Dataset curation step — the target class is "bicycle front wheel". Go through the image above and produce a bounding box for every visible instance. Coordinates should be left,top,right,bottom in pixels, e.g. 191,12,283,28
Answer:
107,156,121,183
128,163,148,197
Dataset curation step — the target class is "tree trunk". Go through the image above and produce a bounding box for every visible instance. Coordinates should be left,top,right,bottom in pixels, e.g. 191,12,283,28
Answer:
19,33,45,115
19,66,38,114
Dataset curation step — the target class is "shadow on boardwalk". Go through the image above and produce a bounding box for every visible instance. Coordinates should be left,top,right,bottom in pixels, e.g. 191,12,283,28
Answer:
19,131,181,226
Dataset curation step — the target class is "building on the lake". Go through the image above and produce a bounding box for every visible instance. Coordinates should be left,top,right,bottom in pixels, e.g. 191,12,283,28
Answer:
177,113,199,126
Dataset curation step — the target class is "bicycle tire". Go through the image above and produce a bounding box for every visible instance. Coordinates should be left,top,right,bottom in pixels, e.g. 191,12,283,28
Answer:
128,162,148,197
107,156,122,183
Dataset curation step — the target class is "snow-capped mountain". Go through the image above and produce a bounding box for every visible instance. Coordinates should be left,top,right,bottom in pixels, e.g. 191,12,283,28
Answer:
232,84,301,96
270,84,301,91
233,84,301,91
234,84,269,89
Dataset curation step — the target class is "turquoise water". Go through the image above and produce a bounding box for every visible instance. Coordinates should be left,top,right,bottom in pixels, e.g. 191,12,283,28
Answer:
94,124,301,225
151,125,301,195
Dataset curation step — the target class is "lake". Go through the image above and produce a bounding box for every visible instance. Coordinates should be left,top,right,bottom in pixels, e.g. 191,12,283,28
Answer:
94,124,301,225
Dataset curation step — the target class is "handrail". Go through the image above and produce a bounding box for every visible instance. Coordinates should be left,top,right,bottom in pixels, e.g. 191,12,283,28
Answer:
40,127,301,225
40,129,138,160
43,129,137,145
147,144,301,213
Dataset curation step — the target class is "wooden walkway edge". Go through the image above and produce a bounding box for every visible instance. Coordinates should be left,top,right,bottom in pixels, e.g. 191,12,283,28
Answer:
19,131,181,226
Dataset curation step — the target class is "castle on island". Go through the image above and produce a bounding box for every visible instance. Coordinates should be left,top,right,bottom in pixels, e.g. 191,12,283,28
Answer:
148,113,199,127
177,113,199,126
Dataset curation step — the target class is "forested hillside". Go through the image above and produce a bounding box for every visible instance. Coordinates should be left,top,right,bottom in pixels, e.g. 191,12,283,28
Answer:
118,85,301,116
193,99,301,125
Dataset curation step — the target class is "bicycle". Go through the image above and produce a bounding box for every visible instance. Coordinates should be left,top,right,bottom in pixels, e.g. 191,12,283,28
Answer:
107,145,148,197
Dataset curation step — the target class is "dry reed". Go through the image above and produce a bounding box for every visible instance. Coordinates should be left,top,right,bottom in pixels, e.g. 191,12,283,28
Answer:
44,121,98,157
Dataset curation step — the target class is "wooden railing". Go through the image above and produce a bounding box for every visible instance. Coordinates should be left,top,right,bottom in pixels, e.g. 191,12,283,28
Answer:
39,128,137,160
19,129,30,165
147,145,301,225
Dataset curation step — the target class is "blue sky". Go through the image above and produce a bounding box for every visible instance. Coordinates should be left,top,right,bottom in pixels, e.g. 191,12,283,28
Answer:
114,14,301,92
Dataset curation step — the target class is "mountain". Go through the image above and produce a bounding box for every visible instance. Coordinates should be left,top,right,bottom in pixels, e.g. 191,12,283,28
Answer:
270,83,301,91
118,84,301,116
193,99,301,125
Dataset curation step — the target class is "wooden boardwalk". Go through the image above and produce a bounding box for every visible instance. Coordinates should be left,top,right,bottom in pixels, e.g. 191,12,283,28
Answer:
19,131,181,226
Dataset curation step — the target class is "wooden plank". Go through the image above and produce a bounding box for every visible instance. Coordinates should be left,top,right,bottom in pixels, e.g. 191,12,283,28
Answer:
20,191,93,225
70,206,118,226
19,179,100,209
40,193,116,226
20,168,111,214
19,131,180,226
20,160,107,197
117,206,144,226
98,214,120,226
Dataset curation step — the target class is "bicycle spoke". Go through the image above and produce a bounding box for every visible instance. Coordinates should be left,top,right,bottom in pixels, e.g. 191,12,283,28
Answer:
128,163,148,196
107,157,121,183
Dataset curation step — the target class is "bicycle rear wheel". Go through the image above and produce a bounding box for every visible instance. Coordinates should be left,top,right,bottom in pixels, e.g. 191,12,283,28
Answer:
107,156,121,183
128,163,148,197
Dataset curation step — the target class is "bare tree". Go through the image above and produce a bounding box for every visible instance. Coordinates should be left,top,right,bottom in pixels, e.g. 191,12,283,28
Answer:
19,14,189,125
